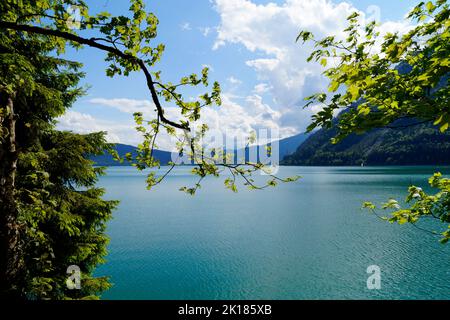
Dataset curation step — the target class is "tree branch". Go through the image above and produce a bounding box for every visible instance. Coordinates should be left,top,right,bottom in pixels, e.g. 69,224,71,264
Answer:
0,20,190,131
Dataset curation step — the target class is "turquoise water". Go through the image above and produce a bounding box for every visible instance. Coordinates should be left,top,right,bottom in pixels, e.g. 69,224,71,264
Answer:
96,166,450,300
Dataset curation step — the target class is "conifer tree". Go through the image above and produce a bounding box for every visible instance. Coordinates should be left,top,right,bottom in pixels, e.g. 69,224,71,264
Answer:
0,10,117,298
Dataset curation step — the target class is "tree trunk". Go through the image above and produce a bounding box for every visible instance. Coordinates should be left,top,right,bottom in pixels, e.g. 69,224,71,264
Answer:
0,94,24,299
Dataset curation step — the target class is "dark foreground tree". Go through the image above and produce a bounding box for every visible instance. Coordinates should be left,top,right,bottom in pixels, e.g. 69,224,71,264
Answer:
0,16,118,299
297,0,449,242
18,132,118,299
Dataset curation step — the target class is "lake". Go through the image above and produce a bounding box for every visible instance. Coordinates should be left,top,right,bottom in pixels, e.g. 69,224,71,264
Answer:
95,166,450,300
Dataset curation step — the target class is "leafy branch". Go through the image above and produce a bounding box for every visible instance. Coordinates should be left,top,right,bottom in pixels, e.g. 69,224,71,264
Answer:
363,173,450,244
297,0,450,244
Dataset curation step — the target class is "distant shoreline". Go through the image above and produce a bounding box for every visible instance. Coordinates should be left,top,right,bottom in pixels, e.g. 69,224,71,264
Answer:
96,164,450,168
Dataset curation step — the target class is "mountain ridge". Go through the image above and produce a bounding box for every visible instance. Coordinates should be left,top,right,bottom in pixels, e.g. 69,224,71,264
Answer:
91,132,309,166
283,120,450,166
91,144,173,166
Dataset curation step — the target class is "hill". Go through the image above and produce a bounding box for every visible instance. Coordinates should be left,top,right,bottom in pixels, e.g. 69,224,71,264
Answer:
278,132,309,158
91,144,173,166
283,120,450,166
92,133,308,167
240,132,309,162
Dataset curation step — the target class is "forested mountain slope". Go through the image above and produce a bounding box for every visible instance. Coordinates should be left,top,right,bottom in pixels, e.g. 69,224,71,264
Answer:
283,121,450,166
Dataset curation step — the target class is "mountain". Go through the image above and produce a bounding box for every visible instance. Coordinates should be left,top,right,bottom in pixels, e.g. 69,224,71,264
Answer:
284,63,450,166
91,144,173,166
284,65,449,166
92,133,308,167
278,132,310,158
283,120,450,166
242,132,309,161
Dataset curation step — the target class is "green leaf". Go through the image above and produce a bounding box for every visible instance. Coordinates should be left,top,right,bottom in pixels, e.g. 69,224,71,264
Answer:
426,1,436,12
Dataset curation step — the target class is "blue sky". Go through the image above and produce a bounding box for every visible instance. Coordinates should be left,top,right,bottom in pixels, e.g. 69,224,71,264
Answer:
58,0,416,148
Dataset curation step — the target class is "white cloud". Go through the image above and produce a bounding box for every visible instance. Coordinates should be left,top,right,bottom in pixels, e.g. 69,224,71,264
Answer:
245,59,279,72
213,0,414,132
180,22,192,31
253,83,272,94
68,92,298,150
197,93,297,144
88,98,155,114
199,26,212,37
61,92,297,151
57,111,140,145
227,76,242,85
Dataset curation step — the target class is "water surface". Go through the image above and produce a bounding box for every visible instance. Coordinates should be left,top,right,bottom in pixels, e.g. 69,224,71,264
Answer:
96,166,450,300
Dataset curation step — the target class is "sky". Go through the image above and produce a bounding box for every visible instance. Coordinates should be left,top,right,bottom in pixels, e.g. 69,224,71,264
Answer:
57,0,417,150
